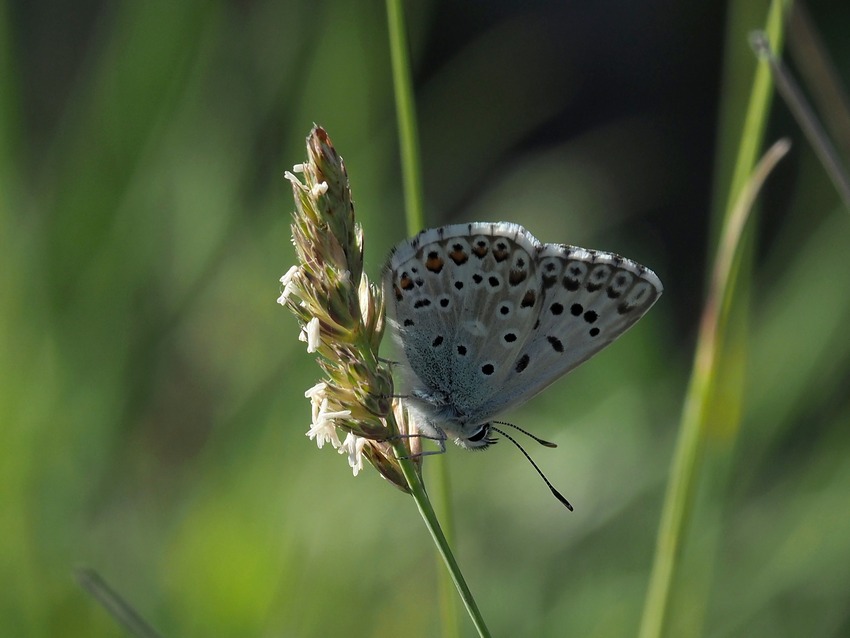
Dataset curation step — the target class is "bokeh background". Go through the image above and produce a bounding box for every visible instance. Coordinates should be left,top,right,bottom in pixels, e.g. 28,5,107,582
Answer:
3,0,850,636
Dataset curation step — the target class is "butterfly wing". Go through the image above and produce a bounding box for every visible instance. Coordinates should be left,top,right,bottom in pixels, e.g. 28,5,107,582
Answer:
384,222,662,433
472,241,662,419
384,223,545,432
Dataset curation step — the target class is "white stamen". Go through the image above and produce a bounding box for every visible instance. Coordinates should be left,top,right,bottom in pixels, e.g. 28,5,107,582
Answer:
311,181,328,197
304,381,328,399
305,382,328,424
305,398,346,450
339,432,367,476
280,265,299,285
318,401,353,423
306,398,350,449
292,163,305,173
284,171,305,188
303,317,320,353
277,266,300,305
277,284,296,306
305,419,340,449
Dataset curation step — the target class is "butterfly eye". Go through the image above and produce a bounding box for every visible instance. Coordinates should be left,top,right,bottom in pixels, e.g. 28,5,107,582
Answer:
468,424,490,443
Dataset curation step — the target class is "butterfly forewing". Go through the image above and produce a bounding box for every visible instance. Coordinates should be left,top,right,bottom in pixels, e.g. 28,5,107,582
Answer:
475,244,662,419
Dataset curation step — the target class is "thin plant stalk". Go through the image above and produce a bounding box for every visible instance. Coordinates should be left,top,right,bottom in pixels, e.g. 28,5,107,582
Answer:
750,30,850,208
385,1,485,636
788,3,850,162
393,439,492,638
75,569,165,638
385,0,425,233
638,2,789,637
639,138,790,638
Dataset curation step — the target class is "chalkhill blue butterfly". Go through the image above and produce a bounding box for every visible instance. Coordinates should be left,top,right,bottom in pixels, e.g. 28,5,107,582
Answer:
383,222,662,500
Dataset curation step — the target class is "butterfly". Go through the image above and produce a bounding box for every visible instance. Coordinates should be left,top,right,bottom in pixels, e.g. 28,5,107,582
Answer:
383,222,662,457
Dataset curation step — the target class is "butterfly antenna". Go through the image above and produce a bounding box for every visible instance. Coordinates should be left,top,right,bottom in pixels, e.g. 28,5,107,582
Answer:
493,420,558,448
490,426,573,511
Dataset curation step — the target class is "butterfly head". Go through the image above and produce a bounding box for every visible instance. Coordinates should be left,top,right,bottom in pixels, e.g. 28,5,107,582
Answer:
455,422,499,450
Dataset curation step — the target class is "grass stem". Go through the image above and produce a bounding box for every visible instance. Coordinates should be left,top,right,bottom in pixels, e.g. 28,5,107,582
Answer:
393,441,492,638
637,2,789,636
385,2,476,636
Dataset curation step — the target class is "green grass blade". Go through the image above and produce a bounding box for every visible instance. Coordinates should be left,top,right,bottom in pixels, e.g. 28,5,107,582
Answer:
638,2,790,637
751,30,850,208
75,569,165,638
386,0,425,233
393,441,491,638
385,2,476,636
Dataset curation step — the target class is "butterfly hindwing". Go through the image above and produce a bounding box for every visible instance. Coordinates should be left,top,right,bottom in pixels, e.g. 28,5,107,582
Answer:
385,224,542,419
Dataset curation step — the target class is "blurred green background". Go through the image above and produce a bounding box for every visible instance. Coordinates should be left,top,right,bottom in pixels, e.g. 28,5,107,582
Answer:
3,0,850,636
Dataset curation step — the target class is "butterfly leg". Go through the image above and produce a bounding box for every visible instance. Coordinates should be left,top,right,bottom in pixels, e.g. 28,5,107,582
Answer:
390,431,447,459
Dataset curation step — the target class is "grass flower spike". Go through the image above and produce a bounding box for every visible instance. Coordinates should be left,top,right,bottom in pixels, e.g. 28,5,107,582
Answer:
278,125,418,489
